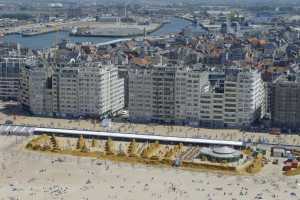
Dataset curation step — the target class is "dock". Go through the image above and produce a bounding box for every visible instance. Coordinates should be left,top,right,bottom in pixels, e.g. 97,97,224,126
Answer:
70,22,165,38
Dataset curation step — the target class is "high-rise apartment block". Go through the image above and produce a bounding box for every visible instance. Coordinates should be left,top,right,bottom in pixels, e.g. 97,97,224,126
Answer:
129,65,264,128
271,76,300,130
0,57,26,100
129,65,208,123
20,61,124,117
199,68,263,127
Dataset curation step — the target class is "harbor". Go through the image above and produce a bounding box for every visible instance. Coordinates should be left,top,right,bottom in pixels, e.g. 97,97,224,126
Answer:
2,17,193,49
176,15,211,32
70,22,165,38
19,22,162,38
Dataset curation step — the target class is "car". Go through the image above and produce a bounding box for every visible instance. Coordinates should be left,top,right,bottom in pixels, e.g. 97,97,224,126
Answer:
284,159,293,164
272,159,279,165
291,160,299,168
4,120,13,125
282,165,291,171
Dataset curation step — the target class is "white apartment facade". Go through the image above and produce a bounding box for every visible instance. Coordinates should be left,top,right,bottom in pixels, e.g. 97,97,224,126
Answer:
128,65,264,128
129,64,210,124
128,67,153,121
174,66,209,125
235,68,264,126
20,61,124,117
129,65,174,122
197,68,264,128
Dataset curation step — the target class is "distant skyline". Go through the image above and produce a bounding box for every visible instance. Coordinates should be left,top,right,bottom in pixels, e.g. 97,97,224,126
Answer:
1,0,300,7
1,0,300,4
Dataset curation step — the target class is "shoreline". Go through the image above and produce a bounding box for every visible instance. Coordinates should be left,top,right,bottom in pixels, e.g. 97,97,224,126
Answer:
69,22,167,38
21,29,65,37
17,22,167,38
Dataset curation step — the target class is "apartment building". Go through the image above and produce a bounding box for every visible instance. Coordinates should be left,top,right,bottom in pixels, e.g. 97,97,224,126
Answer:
174,66,209,125
129,65,174,122
128,65,264,128
271,76,300,130
20,61,124,117
129,64,207,123
0,57,26,100
208,68,263,128
199,68,264,128
198,72,225,127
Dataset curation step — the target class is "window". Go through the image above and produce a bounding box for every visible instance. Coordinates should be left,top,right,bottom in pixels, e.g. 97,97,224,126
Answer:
225,109,236,112
213,100,223,103
213,105,223,109
226,83,236,87
213,116,223,119
214,95,223,98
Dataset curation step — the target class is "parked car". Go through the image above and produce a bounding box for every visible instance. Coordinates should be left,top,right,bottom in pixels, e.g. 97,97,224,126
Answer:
284,159,293,164
272,159,279,165
282,165,291,171
4,120,13,125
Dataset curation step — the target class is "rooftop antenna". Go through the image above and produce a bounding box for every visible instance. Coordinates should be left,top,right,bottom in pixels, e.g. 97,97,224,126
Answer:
124,3,127,18
51,8,59,63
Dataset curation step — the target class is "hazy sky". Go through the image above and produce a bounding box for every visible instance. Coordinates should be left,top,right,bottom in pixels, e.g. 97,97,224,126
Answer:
2,0,300,6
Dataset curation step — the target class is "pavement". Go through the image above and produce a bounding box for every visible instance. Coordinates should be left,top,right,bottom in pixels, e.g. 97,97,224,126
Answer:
0,101,300,147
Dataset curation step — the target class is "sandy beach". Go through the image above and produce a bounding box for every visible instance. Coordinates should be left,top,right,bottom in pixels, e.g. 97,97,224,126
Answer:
0,135,299,200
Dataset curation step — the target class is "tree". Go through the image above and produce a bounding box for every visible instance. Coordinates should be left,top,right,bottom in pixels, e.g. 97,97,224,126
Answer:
91,138,97,148
127,139,137,156
77,135,86,150
50,134,59,151
105,138,114,155
81,142,89,153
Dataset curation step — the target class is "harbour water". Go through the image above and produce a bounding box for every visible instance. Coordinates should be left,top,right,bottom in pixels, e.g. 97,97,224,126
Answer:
2,17,193,49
